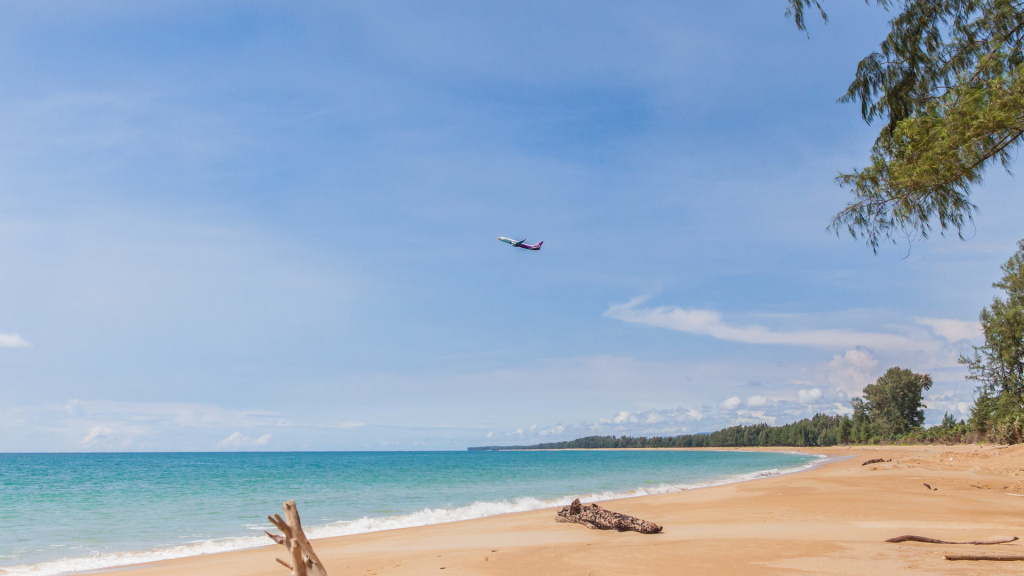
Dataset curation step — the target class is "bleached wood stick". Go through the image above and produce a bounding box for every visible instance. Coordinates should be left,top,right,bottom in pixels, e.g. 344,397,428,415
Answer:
284,500,328,576
266,500,330,576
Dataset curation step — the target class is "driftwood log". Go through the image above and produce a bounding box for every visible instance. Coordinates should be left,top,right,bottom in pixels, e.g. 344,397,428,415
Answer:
266,500,329,576
556,499,662,534
886,535,1018,545
945,554,1024,561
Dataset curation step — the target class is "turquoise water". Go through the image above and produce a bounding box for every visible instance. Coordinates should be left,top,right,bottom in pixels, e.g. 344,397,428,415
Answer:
0,450,819,576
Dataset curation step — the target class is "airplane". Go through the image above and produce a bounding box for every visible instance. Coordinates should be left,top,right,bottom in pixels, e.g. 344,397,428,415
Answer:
498,237,543,250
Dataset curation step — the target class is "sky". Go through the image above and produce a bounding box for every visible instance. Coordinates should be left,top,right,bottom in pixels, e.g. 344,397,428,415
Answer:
2,1,1023,451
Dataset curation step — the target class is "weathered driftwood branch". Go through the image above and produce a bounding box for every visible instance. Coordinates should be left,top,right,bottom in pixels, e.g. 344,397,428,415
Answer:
266,500,329,576
556,499,662,534
886,535,1018,545
945,554,1024,561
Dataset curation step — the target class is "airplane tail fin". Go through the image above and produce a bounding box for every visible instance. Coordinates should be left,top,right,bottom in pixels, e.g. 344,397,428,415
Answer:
537,241,543,247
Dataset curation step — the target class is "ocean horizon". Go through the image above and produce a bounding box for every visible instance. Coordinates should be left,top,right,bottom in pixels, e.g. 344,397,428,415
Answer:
0,450,821,576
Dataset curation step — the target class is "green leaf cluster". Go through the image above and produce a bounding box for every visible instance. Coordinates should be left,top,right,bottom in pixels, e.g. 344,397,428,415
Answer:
790,1,1024,251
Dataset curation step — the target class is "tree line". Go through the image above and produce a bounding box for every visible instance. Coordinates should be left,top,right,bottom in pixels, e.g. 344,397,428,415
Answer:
468,414,853,451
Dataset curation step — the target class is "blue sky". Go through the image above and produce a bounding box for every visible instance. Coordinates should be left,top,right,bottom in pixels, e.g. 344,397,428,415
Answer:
2,1,1022,451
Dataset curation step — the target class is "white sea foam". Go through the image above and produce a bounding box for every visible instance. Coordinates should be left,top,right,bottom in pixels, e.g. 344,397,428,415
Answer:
0,535,268,576
2,454,825,576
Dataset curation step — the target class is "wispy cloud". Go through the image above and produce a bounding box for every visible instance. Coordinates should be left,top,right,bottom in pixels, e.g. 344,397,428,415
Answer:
915,317,982,342
319,421,365,429
0,399,294,451
0,333,30,348
604,295,971,352
69,400,291,428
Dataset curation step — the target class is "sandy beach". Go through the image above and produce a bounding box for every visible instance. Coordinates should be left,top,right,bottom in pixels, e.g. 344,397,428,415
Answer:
81,444,1024,576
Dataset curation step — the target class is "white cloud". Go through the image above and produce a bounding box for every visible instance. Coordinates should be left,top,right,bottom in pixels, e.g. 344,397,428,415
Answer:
832,403,854,416
719,396,742,410
217,432,244,447
216,431,272,449
797,388,822,404
915,317,982,342
0,333,30,348
539,424,565,436
65,399,86,418
746,395,768,407
925,390,975,419
584,406,711,436
605,296,935,351
82,426,114,446
734,409,776,426
827,348,879,397
645,412,665,424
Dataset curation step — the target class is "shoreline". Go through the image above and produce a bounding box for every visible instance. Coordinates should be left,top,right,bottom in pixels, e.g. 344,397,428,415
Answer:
17,444,1024,576
4,449,818,576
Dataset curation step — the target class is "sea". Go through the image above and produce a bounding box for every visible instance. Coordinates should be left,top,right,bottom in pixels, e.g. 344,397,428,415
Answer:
0,450,822,576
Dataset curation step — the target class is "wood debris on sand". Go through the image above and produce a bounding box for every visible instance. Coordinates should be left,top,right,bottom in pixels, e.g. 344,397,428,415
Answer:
886,535,1018,545
556,499,662,534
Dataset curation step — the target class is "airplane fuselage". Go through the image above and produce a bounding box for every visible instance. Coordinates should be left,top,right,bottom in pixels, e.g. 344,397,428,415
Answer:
498,237,542,250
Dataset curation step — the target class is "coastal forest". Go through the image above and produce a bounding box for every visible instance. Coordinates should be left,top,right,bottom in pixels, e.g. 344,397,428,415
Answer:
473,240,1024,450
